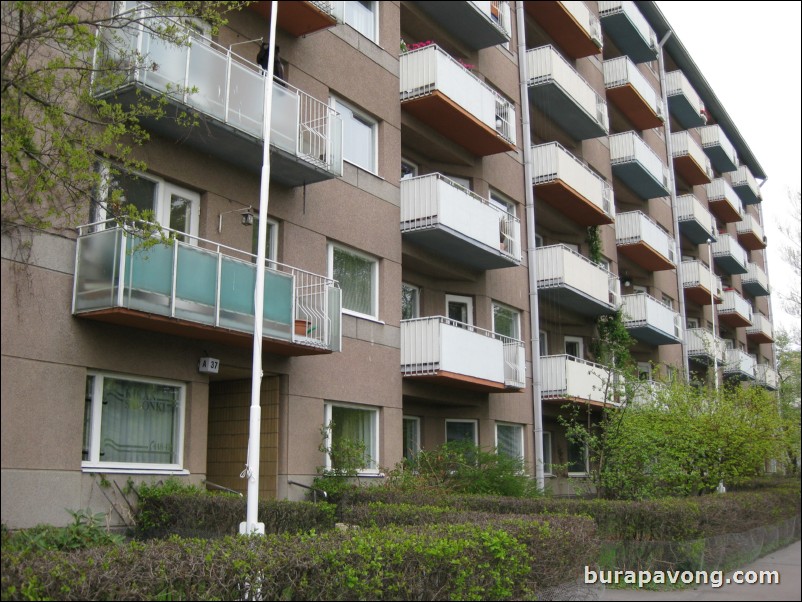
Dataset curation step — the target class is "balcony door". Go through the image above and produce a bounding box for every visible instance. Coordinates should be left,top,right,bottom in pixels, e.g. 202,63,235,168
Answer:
446,294,473,327
564,335,584,359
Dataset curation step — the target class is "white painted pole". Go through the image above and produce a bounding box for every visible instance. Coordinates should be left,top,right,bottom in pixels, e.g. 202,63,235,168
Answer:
240,0,278,536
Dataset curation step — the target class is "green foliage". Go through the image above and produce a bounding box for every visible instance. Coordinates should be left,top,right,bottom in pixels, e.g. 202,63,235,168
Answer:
586,225,603,264
2,509,124,553
312,421,373,500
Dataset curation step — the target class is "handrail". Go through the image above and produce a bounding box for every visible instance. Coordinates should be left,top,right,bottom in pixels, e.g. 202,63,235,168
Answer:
288,480,328,502
401,315,524,346
205,481,243,497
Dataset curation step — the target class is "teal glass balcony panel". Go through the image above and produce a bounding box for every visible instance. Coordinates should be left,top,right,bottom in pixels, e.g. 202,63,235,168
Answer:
95,9,342,186
598,1,658,63
73,224,340,355
609,132,670,200
409,1,512,50
665,71,706,129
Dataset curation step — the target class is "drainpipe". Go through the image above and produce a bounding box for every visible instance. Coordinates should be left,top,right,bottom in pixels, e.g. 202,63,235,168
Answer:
516,1,544,491
656,30,689,382
707,239,720,391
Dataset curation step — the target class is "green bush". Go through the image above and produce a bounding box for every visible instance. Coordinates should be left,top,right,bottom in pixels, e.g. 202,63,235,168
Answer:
2,509,124,553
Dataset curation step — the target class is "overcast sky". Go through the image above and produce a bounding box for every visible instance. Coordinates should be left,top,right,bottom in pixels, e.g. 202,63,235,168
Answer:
656,1,801,338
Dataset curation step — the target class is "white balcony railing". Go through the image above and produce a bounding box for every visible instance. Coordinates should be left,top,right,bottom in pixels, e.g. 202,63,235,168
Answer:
747,314,773,341
686,328,726,362
743,262,770,294
755,364,780,390
729,166,761,203
680,260,723,299
671,132,713,179
630,379,666,405
477,1,513,38
610,132,669,191
712,234,748,272
400,174,521,262
526,45,609,133
400,316,525,388
736,214,765,245
531,142,615,220
540,355,618,405
616,211,676,265
677,194,717,241
603,56,663,119
621,293,682,340
536,244,620,308
700,125,739,169
599,1,658,53
719,289,753,324
400,44,516,145
724,349,756,379
97,6,342,177
561,0,603,47
706,179,743,219
666,70,705,119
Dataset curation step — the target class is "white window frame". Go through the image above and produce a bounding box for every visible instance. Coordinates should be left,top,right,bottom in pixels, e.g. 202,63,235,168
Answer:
445,294,474,326
490,189,515,217
82,371,187,474
492,301,521,340
402,415,421,462
331,96,378,174
251,216,279,264
323,401,380,474
495,422,524,461
564,335,584,358
686,317,700,329
534,233,544,248
340,1,378,42
401,158,418,181
542,431,553,476
445,419,478,446
402,282,420,320
328,242,380,320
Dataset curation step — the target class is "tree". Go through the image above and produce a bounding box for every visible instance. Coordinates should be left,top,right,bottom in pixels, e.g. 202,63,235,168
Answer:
775,328,801,475
1,1,248,236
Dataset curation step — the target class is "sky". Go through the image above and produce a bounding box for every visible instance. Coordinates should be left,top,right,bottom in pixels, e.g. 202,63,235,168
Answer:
655,1,802,338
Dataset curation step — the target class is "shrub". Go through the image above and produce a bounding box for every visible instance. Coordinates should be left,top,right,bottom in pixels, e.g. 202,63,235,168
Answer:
2,509,124,553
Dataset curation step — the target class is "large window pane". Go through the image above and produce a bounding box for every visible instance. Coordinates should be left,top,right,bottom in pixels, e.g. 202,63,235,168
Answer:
402,416,420,462
333,246,376,317
496,423,523,459
329,404,377,471
401,283,419,320
493,303,520,339
446,420,477,445
568,439,588,474
334,98,375,172
344,1,376,40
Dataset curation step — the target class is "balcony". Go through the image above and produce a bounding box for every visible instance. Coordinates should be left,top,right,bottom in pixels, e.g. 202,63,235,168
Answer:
603,56,664,130
621,293,682,345
615,211,675,271
96,12,343,187
680,260,722,305
401,317,525,391
700,125,739,174
526,45,609,141
686,328,726,365
671,132,713,186
741,262,770,297
540,355,618,406
536,245,620,316
755,364,780,391
729,166,762,205
736,214,767,251
711,234,748,275
400,44,516,157
400,174,521,270
525,1,602,58
706,179,743,224
746,314,774,345
723,349,756,381
72,222,342,355
609,132,670,200
531,142,615,226
665,70,706,129
248,1,336,37
598,1,658,63
410,1,511,50
630,379,666,405
677,194,717,245
718,289,753,329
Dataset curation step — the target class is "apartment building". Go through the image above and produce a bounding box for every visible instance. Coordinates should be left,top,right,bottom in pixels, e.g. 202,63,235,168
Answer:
0,1,779,528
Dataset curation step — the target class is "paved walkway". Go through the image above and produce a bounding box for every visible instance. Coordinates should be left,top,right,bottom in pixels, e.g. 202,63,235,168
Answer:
600,539,801,601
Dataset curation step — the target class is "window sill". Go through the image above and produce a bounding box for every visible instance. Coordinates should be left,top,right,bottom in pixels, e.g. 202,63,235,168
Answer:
82,464,189,476
342,309,385,325
568,473,589,478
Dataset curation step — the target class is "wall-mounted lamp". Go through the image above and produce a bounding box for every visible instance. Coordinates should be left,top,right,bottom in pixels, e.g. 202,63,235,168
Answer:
218,206,255,233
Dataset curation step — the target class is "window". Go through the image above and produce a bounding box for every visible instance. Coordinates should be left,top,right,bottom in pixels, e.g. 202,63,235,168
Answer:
94,166,199,241
250,216,278,263
402,416,420,463
633,284,648,295
444,174,471,190
686,317,699,329
446,419,478,445
567,438,589,476
542,431,553,476
332,97,377,173
82,372,186,472
324,403,379,473
342,1,377,41
534,234,544,248
492,302,520,340
401,159,418,181
564,335,584,358
401,282,420,320
446,294,473,326
539,330,548,356
489,190,515,216
329,243,379,319
662,295,674,309
496,423,524,461
638,362,652,381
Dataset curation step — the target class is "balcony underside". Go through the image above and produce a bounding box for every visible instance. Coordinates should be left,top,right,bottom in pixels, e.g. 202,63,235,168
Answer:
617,242,674,271
625,322,680,346
402,370,514,393
534,181,613,226
606,85,662,130
688,352,717,366
401,93,514,157
248,1,337,37
708,199,742,224
410,1,509,50
542,395,613,409
742,280,770,297
683,284,720,306
747,330,773,345
75,308,331,356
600,12,657,63
667,94,706,129
526,2,600,58
528,83,607,141
401,226,518,271
713,255,748,275
737,231,766,251
704,146,738,174
718,311,751,329
673,155,710,186
108,86,335,187
679,218,714,245
733,183,760,205
611,162,667,200
538,285,615,316
724,369,754,382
